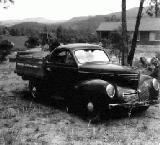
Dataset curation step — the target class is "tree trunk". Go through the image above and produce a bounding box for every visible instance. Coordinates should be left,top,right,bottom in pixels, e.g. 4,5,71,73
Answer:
127,0,145,66
121,0,128,66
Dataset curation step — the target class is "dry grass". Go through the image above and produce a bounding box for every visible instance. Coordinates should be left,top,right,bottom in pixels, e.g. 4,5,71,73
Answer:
0,60,160,144
134,45,160,61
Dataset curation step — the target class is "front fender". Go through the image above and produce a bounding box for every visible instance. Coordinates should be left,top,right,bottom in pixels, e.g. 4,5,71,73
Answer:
139,74,152,86
75,79,109,95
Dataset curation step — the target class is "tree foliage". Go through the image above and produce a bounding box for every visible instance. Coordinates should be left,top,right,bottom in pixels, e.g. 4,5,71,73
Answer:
105,15,121,22
0,0,14,3
25,36,40,48
40,31,59,51
147,0,160,17
55,26,98,44
0,0,14,62
0,0,14,9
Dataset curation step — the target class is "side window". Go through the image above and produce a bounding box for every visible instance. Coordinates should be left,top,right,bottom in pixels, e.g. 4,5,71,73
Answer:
65,51,76,66
52,50,67,64
50,49,76,66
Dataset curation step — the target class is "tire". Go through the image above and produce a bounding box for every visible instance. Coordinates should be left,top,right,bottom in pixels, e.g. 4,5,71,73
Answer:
82,99,110,122
84,100,100,121
29,80,42,101
67,93,109,121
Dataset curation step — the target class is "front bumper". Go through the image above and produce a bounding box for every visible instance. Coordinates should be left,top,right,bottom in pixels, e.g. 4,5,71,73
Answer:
109,99,159,109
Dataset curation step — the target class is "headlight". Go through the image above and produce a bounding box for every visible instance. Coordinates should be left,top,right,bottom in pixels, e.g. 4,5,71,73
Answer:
152,78,159,91
87,102,94,112
106,84,115,98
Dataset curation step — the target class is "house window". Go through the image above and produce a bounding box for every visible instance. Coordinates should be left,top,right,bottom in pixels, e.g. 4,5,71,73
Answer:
149,32,156,41
149,32,160,41
156,32,160,40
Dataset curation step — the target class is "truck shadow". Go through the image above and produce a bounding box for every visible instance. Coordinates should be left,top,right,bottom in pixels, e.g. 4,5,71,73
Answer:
12,89,148,123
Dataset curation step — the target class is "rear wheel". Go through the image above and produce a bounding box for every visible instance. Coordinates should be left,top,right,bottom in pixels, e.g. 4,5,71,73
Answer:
29,80,42,101
31,85,38,99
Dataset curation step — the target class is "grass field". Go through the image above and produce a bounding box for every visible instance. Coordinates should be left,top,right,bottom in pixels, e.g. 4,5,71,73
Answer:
135,45,160,60
1,42,160,144
0,35,28,51
0,60,160,144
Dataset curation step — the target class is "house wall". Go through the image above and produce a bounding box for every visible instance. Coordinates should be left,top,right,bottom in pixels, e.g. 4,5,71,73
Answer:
141,31,160,45
128,31,160,45
97,31,160,45
139,31,149,45
97,31,110,40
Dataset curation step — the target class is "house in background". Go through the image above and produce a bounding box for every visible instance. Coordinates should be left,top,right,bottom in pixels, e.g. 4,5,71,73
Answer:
96,18,160,45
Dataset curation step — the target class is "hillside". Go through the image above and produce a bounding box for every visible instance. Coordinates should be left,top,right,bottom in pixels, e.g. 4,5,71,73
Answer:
4,7,151,35
0,18,66,26
105,7,149,19
54,7,150,33
11,22,51,31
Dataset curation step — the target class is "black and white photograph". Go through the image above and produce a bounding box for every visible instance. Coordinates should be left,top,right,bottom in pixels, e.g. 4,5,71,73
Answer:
0,0,160,144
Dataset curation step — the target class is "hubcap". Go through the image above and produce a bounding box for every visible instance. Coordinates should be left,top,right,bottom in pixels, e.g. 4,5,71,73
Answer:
31,86,37,98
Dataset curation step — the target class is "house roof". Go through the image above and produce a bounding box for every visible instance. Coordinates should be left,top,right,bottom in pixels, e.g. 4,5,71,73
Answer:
96,18,160,32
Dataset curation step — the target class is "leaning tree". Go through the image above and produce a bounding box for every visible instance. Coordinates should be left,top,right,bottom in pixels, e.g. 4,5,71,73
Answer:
127,0,145,66
121,0,145,66
127,0,160,66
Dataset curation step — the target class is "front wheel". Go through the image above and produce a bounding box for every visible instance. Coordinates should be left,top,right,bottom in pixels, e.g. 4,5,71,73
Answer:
133,105,150,114
67,94,109,121
83,99,110,122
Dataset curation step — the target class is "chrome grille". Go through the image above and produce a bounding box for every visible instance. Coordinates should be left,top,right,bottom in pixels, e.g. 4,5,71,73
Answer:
122,92,138,103
117,87,139,103
139,83,150,101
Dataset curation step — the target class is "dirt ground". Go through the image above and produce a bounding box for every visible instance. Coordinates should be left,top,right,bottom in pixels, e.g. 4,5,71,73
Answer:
0,61,160,145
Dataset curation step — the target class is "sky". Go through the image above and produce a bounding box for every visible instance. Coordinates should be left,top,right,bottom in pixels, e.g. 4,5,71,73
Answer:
0,0,149,21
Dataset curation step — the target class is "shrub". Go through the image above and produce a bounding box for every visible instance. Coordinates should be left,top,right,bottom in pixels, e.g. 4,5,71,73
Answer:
0,40,14,62
25,36,40,48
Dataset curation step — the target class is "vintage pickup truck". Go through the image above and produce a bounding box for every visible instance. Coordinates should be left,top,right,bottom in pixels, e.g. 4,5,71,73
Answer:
15,43,159,117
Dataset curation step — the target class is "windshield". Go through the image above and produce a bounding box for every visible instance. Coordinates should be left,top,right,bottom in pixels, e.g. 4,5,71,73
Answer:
74,49,110,64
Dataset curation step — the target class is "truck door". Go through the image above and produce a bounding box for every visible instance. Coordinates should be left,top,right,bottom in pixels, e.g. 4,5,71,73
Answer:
46,49,78,94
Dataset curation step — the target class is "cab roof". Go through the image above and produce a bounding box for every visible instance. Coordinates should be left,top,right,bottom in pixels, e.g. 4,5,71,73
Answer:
57,43,102,51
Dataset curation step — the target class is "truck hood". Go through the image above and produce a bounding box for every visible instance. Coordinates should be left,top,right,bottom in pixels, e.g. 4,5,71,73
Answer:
78,62,139,89
78,62,137,74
